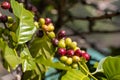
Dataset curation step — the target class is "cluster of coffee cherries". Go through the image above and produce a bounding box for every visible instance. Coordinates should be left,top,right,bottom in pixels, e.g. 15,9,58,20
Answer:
39,18,90,69
55,31,90,69
0,1,13,23
37,18,55,38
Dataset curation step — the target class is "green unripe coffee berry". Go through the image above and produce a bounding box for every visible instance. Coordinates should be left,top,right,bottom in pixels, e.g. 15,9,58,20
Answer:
58,39,66,48
72,63,78,69
8,23,18,31
47,31,55,39
66,57,73,65
7,16,14,23
60,56,68,62
39,18,45,25
72,55,80,62
70,41,77,49
34,21,39,28
65,37,72,46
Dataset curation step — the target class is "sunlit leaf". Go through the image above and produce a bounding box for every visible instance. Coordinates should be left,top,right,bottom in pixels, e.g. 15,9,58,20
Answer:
61,69,90,80
11,0,36,44
4,45,20,69
20,46,36,72
0,38,5,50
103,56,120,80
30,34,56,58
93,57,107,74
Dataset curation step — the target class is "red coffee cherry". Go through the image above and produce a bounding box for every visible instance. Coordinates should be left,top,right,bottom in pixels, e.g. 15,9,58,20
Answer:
82,52,90,61
45,18,52,25
66,49,74,57
0,15,8,23
74,49,82,57
57,48,66,56
58,30,66,39
1,1,11,9
52,38,59,46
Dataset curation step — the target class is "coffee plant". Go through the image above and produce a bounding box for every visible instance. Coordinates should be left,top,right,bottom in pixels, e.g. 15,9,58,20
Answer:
0,0,120,80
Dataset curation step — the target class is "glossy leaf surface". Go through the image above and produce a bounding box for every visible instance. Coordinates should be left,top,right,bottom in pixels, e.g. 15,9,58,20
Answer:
11,0,36,44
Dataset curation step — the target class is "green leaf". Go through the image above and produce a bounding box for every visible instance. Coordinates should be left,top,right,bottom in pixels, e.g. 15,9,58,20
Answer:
0,27,3,37
22,70,41,80
100,77,107,80
30,35,56,58
61,69,90,80
10,31,17,42
0,38,5,51
103,56,120,80
4,45,20,69
35,56,71,70
20,46,36,72
11,0,36,44
93,57,106,74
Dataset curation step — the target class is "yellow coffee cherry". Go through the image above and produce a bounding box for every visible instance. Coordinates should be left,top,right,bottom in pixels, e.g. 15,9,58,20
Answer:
39,18,45,25
66,57,73,65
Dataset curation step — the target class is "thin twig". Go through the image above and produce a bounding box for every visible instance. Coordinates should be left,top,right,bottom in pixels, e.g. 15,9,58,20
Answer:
72,12,120,21
3,22,8,29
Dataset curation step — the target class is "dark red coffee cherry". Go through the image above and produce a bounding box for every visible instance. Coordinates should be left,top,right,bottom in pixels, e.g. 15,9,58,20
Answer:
52,38,59,46
1,1,11,9
66,49,74,57
0,15,8,23
57,48,66,56
82,52,90,61
36,29,44,38
58,30,66,39
31,6,38,13
74,49,82,57
45,18,52,25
